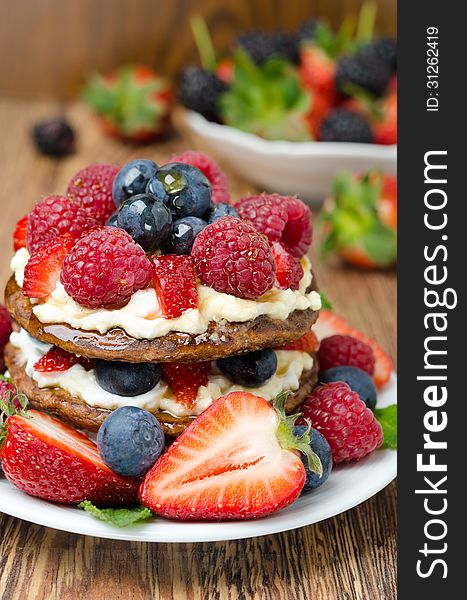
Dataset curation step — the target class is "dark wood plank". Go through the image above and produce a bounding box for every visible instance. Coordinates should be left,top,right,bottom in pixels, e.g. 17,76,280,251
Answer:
0,0,396,99
0,99,396,600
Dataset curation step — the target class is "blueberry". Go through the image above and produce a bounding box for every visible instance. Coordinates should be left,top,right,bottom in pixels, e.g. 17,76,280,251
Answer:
117,193,172,252
167,216,207,254
106,211,119,227
294,425,332,493
146,175,170,203
320,366,377,411
97,406,164,477
154,162,211,218
95,361,162,397
217,349,277,387
112,159,158,207
206,203,238,224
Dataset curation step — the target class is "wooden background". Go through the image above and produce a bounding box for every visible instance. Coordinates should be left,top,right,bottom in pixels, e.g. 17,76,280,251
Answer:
0,0,396,99
0,99,397,600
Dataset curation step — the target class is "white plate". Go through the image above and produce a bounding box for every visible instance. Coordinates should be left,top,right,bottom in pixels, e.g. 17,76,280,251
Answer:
179,110,397,208
0,373,396,542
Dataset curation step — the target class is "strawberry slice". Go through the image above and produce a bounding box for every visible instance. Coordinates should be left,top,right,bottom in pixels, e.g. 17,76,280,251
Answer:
151,254,198,319
34,346,94,372
161,362,211,408
279,330,319,353
13,215,29,251
23,235,75,299
313,310,393,388
140,392,321,520
0,409,139,505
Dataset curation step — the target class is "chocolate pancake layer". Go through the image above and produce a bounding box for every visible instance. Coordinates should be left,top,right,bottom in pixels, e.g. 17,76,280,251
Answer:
5,277,320,363
5,343,319,437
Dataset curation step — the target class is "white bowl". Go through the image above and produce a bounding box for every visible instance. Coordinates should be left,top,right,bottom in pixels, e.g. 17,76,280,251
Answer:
179,109,397,208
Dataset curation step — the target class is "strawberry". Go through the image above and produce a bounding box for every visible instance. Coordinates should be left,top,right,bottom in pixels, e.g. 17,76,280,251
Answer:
23,235,76,299
140,392,322,520
320,170,397,269
13,215,28,251
84,65,173,143
34,346,94,373
151,255,198,319
1,409,139,505
304,91,335,138
279,330,319,353
372,92,397,145
161,362,211,408
313,309,393,388
300,44,336,99
378,174,397,230
215,58,234,84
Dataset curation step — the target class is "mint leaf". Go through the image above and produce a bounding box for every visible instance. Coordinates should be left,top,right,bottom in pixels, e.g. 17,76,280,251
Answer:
374,404,397,449
78,501,153,527
320,291,333,310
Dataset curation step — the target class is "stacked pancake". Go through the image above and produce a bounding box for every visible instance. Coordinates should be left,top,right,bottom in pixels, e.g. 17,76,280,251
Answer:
4,157,322,438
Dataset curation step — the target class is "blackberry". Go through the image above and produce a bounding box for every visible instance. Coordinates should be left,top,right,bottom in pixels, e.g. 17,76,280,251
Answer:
32,117,76,157
335,55,391,98
295,18,319,44
236,30,299,65
319,109,374,143
360,38,397,72
179,66,228,123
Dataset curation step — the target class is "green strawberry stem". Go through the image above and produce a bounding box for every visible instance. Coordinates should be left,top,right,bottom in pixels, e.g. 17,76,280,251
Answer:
190,15,217,72
274,392,323,477
355,1,377,44
0,379,29,448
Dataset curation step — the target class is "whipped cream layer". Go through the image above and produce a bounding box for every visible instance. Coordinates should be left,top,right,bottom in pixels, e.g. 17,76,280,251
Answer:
10,329,314,418
11,248,321,340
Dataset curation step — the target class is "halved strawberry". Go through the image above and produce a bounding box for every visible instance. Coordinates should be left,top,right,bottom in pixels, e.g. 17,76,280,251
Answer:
279,330,319,353
34,346,94,373
23,235,75,299
313,309,393,388
13,215,29,251
161,362,211,408
151,254,198,319
1,409,139,505
140,392,321,520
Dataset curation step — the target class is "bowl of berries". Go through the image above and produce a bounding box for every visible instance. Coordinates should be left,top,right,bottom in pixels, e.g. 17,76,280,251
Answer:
177,12,397,204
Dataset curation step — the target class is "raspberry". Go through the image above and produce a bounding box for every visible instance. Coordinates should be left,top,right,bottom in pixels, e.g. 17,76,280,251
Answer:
27,195,98,254
23,235,76,299
67,163,119,224
191,217,276,299
151,255,198,319
60,227,152,309
271,242,303,290
13,215,28,251
298,382,383,463
280,330,319,353
34,346,94,372
0,305,13,373
161,362,211,408
236,193,312,257
318,334,375,376
170,151,230,204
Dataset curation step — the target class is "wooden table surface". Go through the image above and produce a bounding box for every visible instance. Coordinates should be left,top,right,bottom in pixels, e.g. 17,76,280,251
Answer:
0,99,396,600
